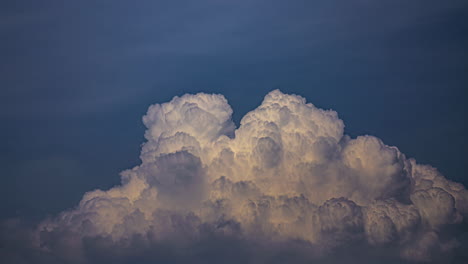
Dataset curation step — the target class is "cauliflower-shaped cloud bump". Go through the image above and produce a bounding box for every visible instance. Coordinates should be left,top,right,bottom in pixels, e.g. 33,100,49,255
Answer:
30,90,467,263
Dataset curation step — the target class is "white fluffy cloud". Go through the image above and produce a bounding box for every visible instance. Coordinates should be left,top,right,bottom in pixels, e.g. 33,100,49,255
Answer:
30,90,468,263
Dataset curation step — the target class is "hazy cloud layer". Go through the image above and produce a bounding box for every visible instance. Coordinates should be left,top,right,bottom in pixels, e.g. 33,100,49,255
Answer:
2,90,467,263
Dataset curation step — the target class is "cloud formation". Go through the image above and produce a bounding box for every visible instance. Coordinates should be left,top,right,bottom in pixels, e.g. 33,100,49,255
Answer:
3,90,467,263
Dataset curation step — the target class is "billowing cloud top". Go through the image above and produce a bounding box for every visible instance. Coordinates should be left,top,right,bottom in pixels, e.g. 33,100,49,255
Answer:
10,90,467,263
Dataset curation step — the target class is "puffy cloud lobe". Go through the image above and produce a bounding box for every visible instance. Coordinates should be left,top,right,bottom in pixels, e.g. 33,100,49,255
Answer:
341,136,412,203
11,90,467,263
364,200,421,245
411,188,461,229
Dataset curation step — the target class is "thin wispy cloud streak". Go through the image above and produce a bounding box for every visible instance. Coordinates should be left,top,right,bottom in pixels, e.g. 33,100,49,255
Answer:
2,90,466,263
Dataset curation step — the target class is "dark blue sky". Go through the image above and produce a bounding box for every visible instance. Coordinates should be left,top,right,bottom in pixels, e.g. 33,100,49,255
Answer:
1,0,467,220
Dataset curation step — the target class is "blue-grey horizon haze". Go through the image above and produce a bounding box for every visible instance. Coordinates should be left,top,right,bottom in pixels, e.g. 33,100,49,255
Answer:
1,1,467,263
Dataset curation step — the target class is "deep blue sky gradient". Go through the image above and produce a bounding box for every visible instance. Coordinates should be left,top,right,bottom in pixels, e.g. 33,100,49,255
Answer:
1,0,467,220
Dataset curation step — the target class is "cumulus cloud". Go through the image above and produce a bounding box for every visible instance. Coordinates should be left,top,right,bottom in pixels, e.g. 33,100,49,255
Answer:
2,90,467,263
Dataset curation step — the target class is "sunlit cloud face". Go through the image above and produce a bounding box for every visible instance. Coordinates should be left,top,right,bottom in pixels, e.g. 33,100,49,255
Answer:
6,90,467,263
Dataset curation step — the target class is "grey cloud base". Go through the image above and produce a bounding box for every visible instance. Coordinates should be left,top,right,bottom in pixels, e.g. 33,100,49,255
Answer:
3,90,467,263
